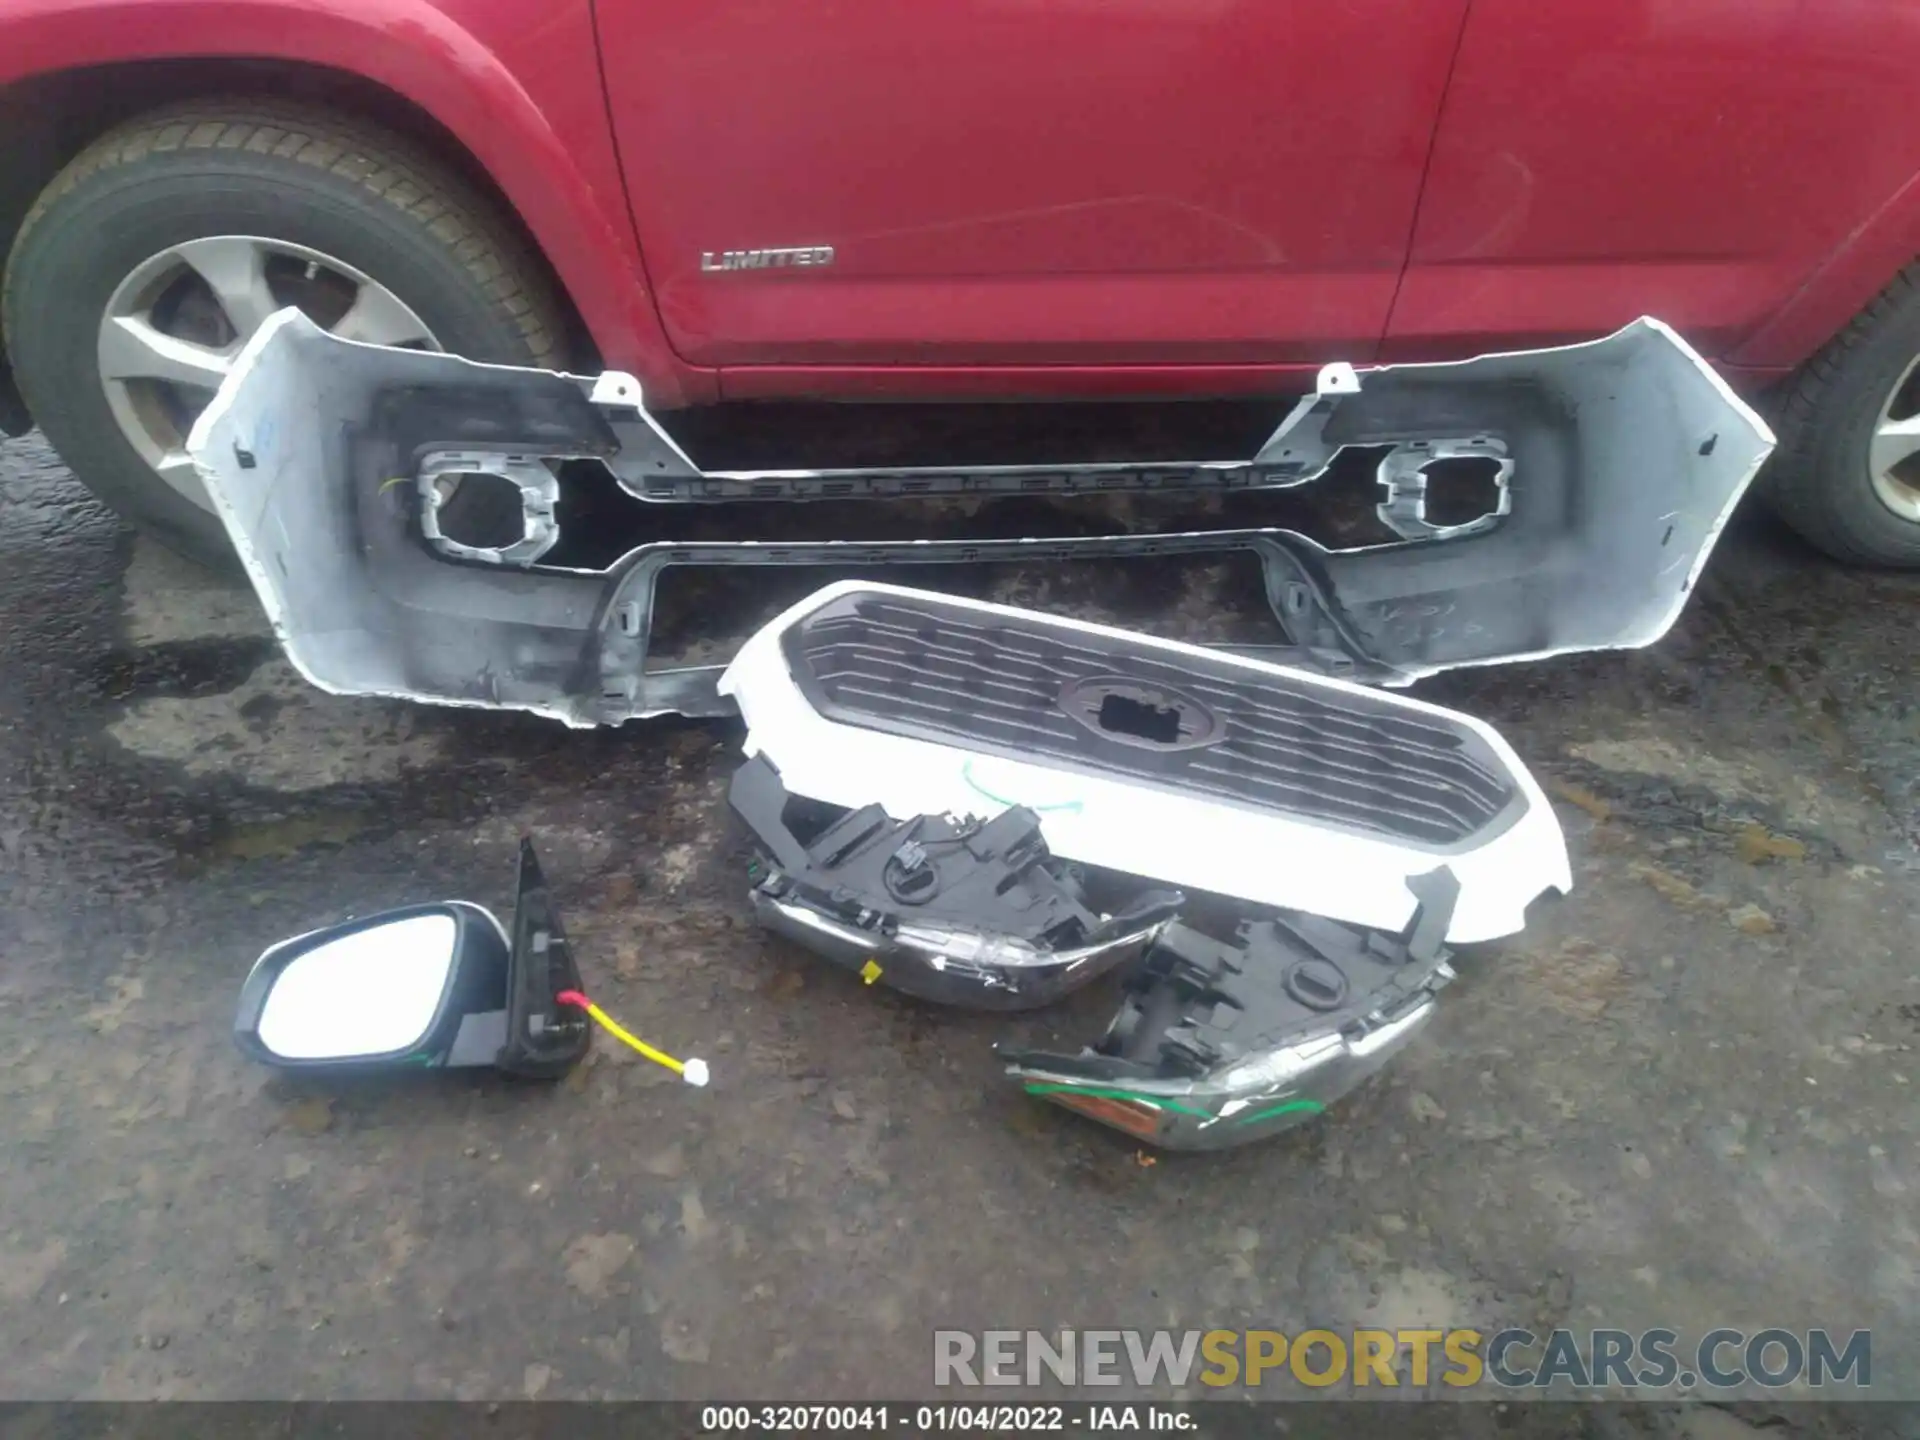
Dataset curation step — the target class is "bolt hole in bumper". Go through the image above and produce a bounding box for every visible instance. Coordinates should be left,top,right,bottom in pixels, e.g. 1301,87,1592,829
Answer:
186,313,1773,1148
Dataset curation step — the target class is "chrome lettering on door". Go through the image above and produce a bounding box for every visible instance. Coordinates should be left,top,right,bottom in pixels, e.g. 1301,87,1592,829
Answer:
699,246,836,273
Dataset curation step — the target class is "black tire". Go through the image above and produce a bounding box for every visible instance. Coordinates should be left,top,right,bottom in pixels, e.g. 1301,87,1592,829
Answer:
2,99,566,567
1764,263,1920,568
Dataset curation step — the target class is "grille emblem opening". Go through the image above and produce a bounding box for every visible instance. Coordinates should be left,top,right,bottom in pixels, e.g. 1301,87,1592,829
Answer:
1096,692,1183,744
1056,675,1226,752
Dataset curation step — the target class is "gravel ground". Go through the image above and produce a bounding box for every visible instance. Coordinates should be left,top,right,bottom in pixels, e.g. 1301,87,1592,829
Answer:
1,426,1916,1433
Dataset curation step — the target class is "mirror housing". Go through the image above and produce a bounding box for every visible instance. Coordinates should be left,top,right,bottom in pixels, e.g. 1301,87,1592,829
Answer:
234,840,591,1078
235,901,504,1070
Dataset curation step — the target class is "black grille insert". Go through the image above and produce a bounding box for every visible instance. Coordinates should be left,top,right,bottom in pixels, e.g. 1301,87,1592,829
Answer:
780,591,1526,851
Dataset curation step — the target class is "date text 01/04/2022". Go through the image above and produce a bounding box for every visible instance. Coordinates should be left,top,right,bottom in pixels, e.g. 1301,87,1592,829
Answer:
698,1405,1199,1432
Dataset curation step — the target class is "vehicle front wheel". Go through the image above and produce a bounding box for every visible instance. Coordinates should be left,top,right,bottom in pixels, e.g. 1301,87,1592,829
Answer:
2,99,566,568
1765,264,1920,569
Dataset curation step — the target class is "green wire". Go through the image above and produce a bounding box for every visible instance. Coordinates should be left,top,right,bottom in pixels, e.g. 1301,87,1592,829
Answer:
962,759,1083,814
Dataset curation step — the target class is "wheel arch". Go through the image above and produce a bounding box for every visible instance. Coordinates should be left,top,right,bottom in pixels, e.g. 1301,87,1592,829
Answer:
0,33,702,427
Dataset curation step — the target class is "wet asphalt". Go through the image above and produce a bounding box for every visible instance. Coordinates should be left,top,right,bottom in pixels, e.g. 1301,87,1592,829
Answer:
0,425,1917,1426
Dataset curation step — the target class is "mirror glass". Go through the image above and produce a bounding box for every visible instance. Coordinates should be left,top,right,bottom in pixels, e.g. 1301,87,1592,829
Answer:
256,913,458,1061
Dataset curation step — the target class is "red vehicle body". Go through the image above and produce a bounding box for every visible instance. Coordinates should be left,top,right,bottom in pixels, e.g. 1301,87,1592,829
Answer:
5,0,1918,405
6,0,1920,573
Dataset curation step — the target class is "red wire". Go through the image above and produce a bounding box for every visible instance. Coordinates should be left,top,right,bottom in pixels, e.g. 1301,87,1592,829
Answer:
555,989,590,1010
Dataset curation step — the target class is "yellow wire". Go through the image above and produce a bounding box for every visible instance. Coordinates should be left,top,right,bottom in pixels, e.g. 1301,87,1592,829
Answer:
584,1001,686,1076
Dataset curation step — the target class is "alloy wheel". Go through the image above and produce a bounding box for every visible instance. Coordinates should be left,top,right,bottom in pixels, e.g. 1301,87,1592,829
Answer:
96,235,439,508
1869,353,1920,523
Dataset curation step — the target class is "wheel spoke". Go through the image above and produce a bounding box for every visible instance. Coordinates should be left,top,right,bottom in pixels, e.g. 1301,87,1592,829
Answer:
97,315,230,389
331,283,435,348
1870,413,1920,476
173,236,282,339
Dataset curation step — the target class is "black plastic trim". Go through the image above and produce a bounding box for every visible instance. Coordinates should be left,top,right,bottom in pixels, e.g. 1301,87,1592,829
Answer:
497,838,591,1078
778,588,1527,853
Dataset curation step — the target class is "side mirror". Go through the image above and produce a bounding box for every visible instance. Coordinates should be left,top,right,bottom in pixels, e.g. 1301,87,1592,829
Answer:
234,840,590,1078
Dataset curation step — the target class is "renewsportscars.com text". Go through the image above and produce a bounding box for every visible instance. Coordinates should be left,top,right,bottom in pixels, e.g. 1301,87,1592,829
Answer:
934,1327,1871,1392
